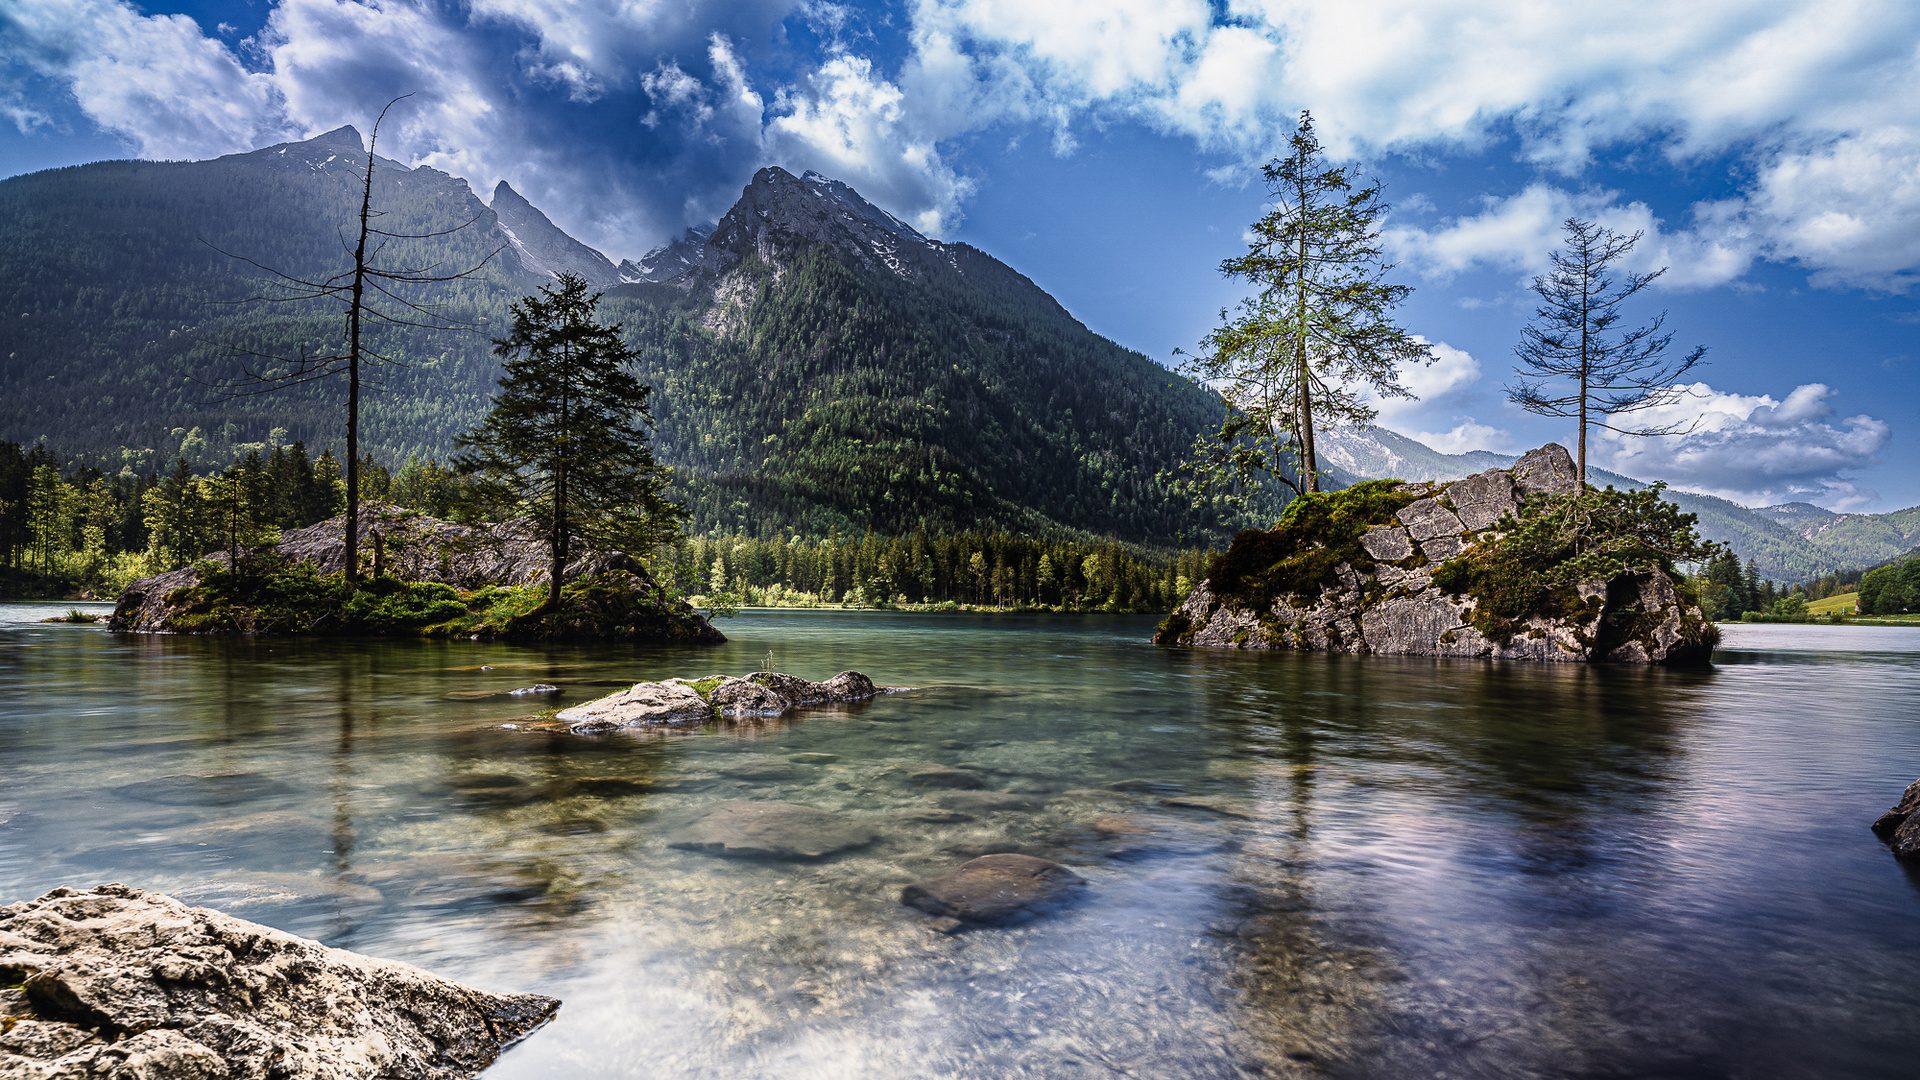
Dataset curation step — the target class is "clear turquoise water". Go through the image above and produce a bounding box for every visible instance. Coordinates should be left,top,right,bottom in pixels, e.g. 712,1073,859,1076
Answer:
3,601,1919,1078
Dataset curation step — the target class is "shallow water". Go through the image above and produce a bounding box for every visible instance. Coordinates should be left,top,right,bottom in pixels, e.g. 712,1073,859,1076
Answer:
3,600,1919,1078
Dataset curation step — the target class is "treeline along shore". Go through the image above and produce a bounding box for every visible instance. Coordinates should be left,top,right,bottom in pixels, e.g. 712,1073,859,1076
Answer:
0,438,1211,614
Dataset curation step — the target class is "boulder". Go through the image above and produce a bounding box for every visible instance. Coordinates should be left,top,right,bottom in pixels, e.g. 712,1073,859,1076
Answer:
1158,443,1716,666
1359,525,1413,561
555,670,887,732
668,801,876,860
555,680,714,733
1510,443,1580,496
900,854,1087,925
1395,498,1465,541
0,883,557,1079
1447,468,1523,530
1873,778,1920,859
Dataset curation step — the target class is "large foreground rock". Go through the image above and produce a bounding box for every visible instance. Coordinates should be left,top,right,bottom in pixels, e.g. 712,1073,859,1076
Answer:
1157,444,1716,665
668,801,877,860
555,670,883,733
0,883,557,1079
900,854,1087,925
1872,778,1920,859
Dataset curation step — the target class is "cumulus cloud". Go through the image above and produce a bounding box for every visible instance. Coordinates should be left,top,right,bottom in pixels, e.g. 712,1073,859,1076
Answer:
0,0,286,158
1383,183,1758,289
907,0,1920,291
1592,381,1890,508
1361,340,1518,454
11,0,1920,290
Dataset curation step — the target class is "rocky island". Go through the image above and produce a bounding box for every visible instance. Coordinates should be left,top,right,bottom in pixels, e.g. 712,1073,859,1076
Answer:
1157,444,1718,664
108,504,723,643
0,883,556,1079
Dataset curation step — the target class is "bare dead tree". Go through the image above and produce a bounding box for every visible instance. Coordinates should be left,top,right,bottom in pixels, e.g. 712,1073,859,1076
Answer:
207,96,502,589
1506,218,1707,484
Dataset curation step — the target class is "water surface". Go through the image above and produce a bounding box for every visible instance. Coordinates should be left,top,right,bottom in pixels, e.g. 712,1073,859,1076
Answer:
3,601,1918,1078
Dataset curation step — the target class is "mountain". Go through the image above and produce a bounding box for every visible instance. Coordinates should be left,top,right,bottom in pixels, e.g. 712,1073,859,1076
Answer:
1318,425,1920,582
489,180,622,286
597,166,1242,540
0,126,545,464
0,139,1240,543
618,224,713,283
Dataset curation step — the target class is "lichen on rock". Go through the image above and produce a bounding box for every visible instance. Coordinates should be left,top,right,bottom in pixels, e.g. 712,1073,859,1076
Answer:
1156,444,1718,665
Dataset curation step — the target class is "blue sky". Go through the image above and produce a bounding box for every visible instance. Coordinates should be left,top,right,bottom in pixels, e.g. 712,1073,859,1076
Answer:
3,0,1918,511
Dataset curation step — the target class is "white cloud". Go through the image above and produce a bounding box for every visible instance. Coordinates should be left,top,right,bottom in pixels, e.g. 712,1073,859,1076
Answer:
765,52,974,236
0,0,285,158
1402,420,1517,456
1592,381,1890,507
1383,183,1758,289
1359,340,1517,454
906,0,1920,291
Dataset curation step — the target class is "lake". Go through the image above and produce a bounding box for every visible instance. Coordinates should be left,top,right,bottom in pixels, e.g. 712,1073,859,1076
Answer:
3,601,1919,1078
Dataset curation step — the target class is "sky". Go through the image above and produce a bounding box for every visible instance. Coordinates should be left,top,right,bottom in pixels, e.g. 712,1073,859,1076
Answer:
3,0,1918,512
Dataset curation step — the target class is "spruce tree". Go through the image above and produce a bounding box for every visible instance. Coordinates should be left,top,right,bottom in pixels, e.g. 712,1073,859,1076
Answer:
1181,110,1432,497
456,273,683,611
1506,218,1707,484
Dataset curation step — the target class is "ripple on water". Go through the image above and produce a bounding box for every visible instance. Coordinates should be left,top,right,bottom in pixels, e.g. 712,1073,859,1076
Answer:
2,612,1918,1078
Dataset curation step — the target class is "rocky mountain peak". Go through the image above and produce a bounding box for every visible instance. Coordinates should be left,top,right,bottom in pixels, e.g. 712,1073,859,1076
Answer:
619,223,715,283
704,165,943,280
490,180,621,287
305,125,366,152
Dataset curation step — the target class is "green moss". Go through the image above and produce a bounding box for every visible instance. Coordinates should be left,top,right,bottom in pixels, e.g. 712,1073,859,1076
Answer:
1205,480,1420,609
688,676,725,700
1152,609,1193,646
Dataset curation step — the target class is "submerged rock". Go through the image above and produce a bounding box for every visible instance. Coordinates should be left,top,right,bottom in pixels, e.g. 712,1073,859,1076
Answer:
668,801,877,860
1872,778,1920,859
900,853,1087,926
110,772,295,806
0,883,557,1079
554,670,886,733
1157,443,1717,665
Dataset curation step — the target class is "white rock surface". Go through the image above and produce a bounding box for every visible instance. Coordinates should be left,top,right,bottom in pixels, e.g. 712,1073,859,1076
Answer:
0,883,557,1079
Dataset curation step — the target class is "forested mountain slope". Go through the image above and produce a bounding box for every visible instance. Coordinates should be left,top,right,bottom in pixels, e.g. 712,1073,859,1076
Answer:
603,166,1238,541
0,142,1239,543
0,126,535,464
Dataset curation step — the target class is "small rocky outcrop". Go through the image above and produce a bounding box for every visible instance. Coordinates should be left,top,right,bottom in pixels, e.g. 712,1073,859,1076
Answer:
554,670,883,733
668,801,877,860
1872,778,1920,859
108,504,722,643
0,883,557,1079
901,854,1088,928
1157,444,1717,665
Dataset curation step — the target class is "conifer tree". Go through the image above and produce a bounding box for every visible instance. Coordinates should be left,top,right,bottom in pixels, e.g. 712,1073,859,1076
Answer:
1506,218,1707,484
456,273,683,611
1181,111,1433,497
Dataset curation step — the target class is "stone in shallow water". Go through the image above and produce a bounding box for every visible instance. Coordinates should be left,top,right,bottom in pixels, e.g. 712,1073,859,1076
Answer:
669,801,877,860
789,753,839,764
936,791,1044,812
902,764,986,789
900,853,1087,925
0,883,557,1079
556,680,713,732
111,772,295,805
